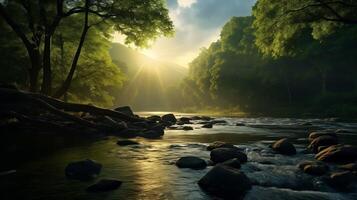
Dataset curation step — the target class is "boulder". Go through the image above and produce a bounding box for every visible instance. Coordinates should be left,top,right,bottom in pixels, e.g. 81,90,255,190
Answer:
202,123,213,128
236,123,245,126
309,136,338,153
176,156,207,170
65,159,102,181
316,145,357,163
198,165,251,199
161,114,177,123
179,117,191,124
317,145,329,153
308,131,337,142
220,158,241,169
206,141,235,151
86,179,122,192
211,120,227,124
114,106,134,116
298,161,329,176
271,138,296,155
116,140,139,146
210,148,247,163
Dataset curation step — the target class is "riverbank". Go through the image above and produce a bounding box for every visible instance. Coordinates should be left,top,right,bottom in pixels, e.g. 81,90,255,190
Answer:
2,114,357,199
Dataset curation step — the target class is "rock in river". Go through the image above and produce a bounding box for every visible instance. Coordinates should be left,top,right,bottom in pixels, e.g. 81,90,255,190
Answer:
176,156,207,170
198,165,251,199
116,140,139,146
298,161,329,176
315,145,357,163
114,106,134,116
308,131,337,142
65,159,102,181
86,179,122,192
206,141,236,151
271,138,296,155
210,147,247,164
309,135,338,153
161,114,177,123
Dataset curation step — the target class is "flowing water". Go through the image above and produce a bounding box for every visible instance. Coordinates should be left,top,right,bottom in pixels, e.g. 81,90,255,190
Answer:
2,113,357,200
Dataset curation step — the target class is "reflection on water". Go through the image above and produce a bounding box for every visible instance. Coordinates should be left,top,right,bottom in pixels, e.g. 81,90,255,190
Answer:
2,115,357,200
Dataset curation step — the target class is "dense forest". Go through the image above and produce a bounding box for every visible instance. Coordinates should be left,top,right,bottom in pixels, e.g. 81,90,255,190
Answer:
179,1,357,117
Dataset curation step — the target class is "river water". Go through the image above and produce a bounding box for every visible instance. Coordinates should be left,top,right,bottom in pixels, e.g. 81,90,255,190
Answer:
2,113,357,200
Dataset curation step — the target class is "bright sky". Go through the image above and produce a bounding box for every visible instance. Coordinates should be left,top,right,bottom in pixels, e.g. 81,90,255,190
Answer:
113,0,256,67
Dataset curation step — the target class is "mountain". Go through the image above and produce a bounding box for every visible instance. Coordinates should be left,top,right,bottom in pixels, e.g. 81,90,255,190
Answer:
110,43,188,111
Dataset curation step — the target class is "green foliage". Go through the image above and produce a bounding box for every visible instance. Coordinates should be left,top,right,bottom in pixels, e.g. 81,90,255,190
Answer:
252,0,357,57
182,15,357,117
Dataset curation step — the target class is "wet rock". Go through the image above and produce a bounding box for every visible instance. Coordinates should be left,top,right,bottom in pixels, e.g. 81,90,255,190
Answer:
176,156,207,170
206,141,236,151
236,123,245,126
210,148,247,164
65,159,102,181
309,136,338,153
178,117,191,124
271,138,296,155
86,179,122,192
198,165,251,199
161,114,177,123
317,145,329,153
202,123,213,128
339,162,357,171
298,161,329,176
220,158,241,169
308,131,337,142
147,115,161,122
315,145,357,163
114,106,134,116
116,140,139,146
328,171,356,187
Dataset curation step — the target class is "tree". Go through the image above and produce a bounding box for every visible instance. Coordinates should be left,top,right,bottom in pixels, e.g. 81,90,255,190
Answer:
252,0,357,57
0,0,173,97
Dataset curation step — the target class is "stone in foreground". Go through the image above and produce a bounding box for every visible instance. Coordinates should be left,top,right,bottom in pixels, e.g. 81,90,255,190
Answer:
65,159,102,181
210,147,247,163
161,114,177,123
315,145,357,164
198,165,251,199
272,138,296,155
176,156,207,170
309,136,338,153
298,161,329,176
86,179,122,192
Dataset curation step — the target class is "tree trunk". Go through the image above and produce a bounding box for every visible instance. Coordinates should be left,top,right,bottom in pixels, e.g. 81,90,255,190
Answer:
53,0,90,98
41,33,52,95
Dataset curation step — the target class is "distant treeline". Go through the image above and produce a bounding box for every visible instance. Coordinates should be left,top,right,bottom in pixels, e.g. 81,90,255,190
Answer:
176,8,357,116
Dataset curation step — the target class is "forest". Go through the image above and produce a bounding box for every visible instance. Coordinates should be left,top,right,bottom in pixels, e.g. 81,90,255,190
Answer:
1,1,357,200
180,3,357,117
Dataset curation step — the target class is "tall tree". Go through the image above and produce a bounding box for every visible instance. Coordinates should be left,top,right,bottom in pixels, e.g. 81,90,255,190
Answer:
0,0,173,97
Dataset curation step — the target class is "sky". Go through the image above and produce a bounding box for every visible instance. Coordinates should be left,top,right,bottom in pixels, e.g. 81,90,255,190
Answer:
114,0,256,67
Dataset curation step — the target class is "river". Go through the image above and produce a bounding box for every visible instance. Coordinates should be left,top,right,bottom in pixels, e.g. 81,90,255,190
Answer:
2,113,357,200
